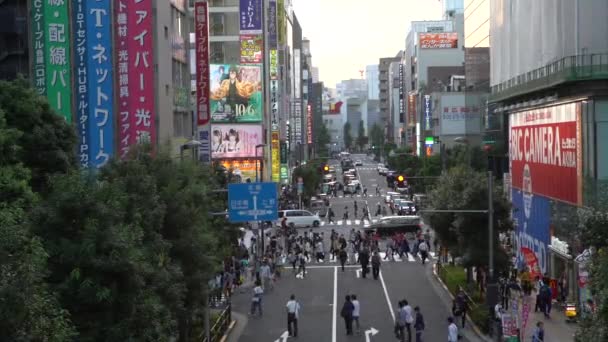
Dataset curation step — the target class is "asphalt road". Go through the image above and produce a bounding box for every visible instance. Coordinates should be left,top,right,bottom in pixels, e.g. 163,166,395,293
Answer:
231,154,480,342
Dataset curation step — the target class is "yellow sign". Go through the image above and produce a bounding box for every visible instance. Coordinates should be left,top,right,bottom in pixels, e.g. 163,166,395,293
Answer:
272,131,280,182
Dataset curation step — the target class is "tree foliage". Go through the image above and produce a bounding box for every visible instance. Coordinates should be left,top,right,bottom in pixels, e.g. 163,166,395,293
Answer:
356,120,367,151
343,122,353,150
315,123,331,157
426,166,513,273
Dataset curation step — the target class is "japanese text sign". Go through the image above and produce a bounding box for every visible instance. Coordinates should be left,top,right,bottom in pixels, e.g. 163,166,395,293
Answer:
419,32,458,49
240,34,263,64
268,0,278,47
424,94,432,130
195,1,211,163
73,0,89,168
32,0,46,95
272,130,280,182
407,92,416,126
228,182,278,222
239,0,262,34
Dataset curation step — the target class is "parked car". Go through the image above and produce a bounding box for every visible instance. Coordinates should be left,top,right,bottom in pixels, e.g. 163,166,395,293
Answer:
278,210,321,228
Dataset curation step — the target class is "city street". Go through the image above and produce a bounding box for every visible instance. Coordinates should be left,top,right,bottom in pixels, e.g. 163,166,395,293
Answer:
230,154,479,342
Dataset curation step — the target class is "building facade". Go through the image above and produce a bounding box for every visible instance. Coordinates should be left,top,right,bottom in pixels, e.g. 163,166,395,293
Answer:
0,0,28,80
379,55,401,142
366,64,379,100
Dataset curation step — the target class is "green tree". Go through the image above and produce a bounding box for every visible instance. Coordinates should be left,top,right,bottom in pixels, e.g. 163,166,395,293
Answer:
315,123,331,157
0,107,76,340
0,79,78,193
426,166,513,278
343,122,353,150
369,123,384,159
356,120,367,151
445,144,487,171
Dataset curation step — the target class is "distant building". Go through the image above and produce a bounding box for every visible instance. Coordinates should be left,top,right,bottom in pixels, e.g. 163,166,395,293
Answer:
336,79,367,99
379,54,402,142
366,65,379,100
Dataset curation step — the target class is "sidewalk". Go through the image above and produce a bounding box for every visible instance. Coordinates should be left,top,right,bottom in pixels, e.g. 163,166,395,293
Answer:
520,297,577,341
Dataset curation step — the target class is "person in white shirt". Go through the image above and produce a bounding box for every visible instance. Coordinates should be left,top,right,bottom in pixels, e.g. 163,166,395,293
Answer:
403,300,414,342
447,316,459,342
351,294,361,335
286,294,301,337
260,261,273,291
418,240,429,264
250,281,263,316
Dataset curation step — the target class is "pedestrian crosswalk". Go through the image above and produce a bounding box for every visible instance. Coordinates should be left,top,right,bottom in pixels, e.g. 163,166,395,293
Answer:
332,194,384,198
319,219,378,227
281,251,437,265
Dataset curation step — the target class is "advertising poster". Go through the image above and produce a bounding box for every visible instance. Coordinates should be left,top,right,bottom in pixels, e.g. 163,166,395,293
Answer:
210,64,263,123
419,32,458,49
31,0,46,96
270,79,279,124
44,0,72,122
239,0,262,34
440,94,482,135
424,94,432,130
86,0,114,168
73,0,88,168
211,124,263,159
195,1,211,163
272,130,280,182
512,188,550,275
220,159,260,183
240,34,263,64
509,102,582,205
270,49,279,80
407,92,416,126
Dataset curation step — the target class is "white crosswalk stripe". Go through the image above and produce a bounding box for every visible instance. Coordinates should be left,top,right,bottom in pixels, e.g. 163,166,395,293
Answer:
320,251,436,263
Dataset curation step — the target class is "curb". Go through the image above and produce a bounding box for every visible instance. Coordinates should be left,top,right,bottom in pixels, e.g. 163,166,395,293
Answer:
432,263,493,342
218,320,237,342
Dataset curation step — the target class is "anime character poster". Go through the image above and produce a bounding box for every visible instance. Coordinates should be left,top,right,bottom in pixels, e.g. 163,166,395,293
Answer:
209,64,263,123
211,124,263,158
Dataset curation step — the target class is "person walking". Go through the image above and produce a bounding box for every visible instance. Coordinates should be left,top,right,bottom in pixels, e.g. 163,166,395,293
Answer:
297,252,306,278
403,300,414,342
250,280,263,316
343,206,349,220
286,294,301,337
414,306,425,342
532,321,544,341
327,207,335,224
352,294,361,335
395,301,406,342
260,260,273,291
371,251,381,280
354,201,358,217
418,240,429,265
341,295,355,335
376,203,382,216
447,317,459,342
359,247,370,279
539,280,552,318
453,288,468,328
339,248,348,271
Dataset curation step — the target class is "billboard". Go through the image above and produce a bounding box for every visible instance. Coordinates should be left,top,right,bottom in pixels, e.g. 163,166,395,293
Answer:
509,102,582,205
240,34,263,64
116,0,156,158
195,2,211,163
407,92,417,126
272,130,280,182
210,64,263,123
35,0,72,122
219,159,260,183
86,0,114,168
512,188,550,275
268,0,278,47
439,94,482,135
239,0,262,34
423,94,432,130
419,32,458,49
211,124,263,158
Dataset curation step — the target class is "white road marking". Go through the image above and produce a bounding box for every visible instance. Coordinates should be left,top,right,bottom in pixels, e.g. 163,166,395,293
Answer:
354,219,361,225
337,220,343,225
408,253,416,262
379,270,395,322
332,266,338,342
346,220,352,225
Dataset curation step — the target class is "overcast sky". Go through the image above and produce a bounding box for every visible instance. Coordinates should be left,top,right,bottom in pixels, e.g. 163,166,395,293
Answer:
292,0,443,88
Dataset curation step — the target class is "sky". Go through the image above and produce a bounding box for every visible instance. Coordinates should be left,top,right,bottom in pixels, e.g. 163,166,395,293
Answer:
292,0,443,88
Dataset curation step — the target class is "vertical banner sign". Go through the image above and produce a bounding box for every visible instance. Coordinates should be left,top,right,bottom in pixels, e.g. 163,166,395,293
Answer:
269,50,278,80
88,0,114,168
306,104,313,144
44,0,72,122
277,0,285,46
115,0,130,158
268,0,277,47
195,1,212,163
73,0,89,168
271,131,280,182
129,0,155,151
398,63,404,123
32,0,46,95
424,94,432,130
239,0,262,34
407,92,417,126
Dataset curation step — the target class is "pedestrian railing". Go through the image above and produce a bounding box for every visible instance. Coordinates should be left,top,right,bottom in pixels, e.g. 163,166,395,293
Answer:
202,302,232,342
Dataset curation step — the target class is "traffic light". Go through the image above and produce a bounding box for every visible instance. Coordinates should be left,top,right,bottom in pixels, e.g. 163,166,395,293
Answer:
396,175,406,188
323,165,330,173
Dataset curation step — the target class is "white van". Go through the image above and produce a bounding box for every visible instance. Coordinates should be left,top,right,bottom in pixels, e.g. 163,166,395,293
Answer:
278,210,321,228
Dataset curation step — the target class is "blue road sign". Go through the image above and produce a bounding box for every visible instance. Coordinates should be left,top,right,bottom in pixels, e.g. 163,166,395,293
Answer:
228,182,278,223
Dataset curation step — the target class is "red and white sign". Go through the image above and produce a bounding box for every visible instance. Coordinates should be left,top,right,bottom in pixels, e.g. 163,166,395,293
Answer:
509,102,582,205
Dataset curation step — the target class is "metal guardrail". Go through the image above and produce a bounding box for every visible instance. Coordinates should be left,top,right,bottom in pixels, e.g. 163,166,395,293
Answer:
490,53,608,102
202,302,232,342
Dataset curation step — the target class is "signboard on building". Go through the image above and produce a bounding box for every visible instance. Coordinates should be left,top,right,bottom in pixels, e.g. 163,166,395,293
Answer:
239,0,262,34
210,64,263,123
116,0,156,158
294,49,301,98
307,104,313,144
211,124,263,159
277,0,285,45
399,63,404,123
512,188,550,276
73,0,89,168
272,130,280,182
268,0,277,47
33,0,73,122
439,94,482,135
419,32,458,49
240,34,263,64
270,80,279,124
293,99,302,143
219,159,259,183
407,92,417,126
195,1,211,163
509,102,582,205
270,49,279,80
424,94,432,130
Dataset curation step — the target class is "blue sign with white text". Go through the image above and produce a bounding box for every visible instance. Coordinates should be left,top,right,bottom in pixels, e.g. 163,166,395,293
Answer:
424,94,432,130
512,188,550,274
228,182,278,222
73,0,89,168
87,0,114,168
239,0,263,33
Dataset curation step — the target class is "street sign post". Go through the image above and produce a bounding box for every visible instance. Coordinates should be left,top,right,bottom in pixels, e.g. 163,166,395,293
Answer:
228,182,278,223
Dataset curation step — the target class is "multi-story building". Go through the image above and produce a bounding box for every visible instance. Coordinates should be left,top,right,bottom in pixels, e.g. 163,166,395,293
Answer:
379,55,400,142
336,79,367,99
0,0,28,80
490,0,608,308
388,58,404,146
366,64,379,100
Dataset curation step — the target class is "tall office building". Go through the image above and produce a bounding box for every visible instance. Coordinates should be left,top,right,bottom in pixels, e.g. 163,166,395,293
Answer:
366,64,379,100
378,55,401,142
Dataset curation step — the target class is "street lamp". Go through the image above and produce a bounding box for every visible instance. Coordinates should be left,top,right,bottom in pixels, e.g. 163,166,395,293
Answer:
180,139,203,162
255,144,266,182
